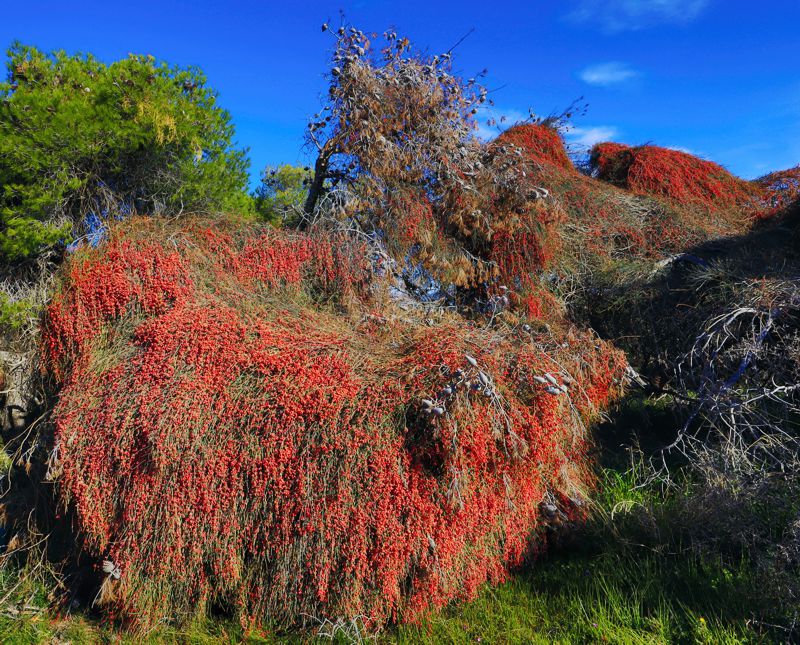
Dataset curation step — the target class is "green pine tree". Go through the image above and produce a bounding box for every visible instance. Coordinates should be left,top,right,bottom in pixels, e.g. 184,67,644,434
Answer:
0,43,253,263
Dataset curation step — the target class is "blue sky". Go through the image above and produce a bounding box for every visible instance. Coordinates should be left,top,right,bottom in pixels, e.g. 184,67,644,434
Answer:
3,1,799,184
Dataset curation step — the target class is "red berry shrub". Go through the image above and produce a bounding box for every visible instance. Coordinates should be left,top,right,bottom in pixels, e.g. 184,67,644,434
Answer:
495,127,788,272
489,222,563,320
590,142,761,223
495,123,575,172
495,127,709,265
589,142,634,185
42,216,626,630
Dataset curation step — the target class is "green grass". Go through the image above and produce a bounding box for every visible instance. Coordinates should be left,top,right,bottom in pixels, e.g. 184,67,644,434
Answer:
399,550,759,644
398,466,768,644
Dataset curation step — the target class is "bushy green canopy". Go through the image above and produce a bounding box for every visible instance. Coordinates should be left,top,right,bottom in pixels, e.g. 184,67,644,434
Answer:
254,164,312,226
0,43,252,262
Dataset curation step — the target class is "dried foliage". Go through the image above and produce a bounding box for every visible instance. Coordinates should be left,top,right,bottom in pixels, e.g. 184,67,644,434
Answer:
755,165,800,215
301,26,555,310
673,279,800,470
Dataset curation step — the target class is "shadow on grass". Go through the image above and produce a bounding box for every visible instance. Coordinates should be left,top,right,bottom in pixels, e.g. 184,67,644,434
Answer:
400,520,769,645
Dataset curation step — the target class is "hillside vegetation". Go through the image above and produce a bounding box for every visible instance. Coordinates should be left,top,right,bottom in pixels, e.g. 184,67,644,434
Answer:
0,25,798,643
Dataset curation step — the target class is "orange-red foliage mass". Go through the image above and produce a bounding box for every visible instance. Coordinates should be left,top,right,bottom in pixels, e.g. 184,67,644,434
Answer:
495,123,575,172
41,217,626,630
590,142,759,217
496,126,716,262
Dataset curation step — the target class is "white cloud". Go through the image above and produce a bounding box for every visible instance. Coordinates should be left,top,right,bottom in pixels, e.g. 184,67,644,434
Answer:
579,62,640,86
566,126,620,149
569,0,710,32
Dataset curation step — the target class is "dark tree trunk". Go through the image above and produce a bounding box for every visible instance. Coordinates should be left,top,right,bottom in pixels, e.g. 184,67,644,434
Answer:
301,153,329,230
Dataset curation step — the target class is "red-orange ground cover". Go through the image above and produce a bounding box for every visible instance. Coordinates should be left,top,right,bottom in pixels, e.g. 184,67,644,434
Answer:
590,142,760,218
41,217,626,630
495,123,575,172
493,126,796,271
495,126,717,263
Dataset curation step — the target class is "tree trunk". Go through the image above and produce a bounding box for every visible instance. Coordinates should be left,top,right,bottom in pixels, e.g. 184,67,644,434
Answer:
301,153,329,230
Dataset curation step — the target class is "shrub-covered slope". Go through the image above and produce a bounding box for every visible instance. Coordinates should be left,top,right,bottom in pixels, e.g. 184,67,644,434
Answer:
590,142,759,218
497,125,797,371
39,217,626,630
495,126,747,280
3,27,799,639
503,126,800,634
